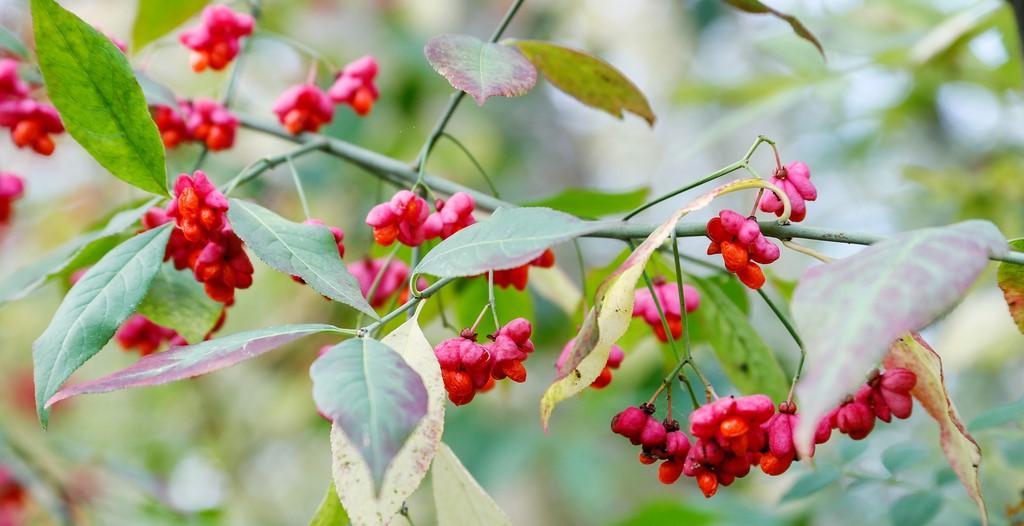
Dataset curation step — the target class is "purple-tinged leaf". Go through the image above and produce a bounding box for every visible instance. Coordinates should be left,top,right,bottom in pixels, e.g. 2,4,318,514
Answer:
424,34,536,106
47,324,341,408
792,220,1007,457
885,334,987,525
997,239,1024,334
313,338,427,494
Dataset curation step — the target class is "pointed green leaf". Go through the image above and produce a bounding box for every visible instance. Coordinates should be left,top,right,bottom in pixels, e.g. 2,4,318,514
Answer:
308,482,349,526
431,443,512,526
32,0,167,195
47,324,342,409
722,0,825,57
522,187,650,219
997,239,1024,334
510,40,655,125
33,224,172,426
136,263,223,344
780,466,840,502
313,338,428,493
227,199,378,318
881,443,928,474
132,0,208,51
424,34,537,105
889,491,942,526
415,207,610,279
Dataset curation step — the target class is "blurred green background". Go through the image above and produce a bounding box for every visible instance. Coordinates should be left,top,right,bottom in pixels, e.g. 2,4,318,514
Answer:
1,0,1023,524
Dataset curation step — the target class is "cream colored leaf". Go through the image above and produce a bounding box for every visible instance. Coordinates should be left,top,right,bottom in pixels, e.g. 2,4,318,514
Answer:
331,303,444,526
431,443,512,526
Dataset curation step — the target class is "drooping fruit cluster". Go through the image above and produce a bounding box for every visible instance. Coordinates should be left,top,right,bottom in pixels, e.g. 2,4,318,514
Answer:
273,84,334,134
433,319,535,405
0,58,64,156
633,277,700,342
557,339,624,389
151,101,190,149
0,172,25,227
366,190,430,247
144,171,254,304
0,465,26,526
179,5,255,72
612,405,692,482
347,258,426,308
328,56,380,116
760,161,816,222
491,248,556,290
423,192,476,240
825,367,917,440
150,99,239,151
705,210,780,289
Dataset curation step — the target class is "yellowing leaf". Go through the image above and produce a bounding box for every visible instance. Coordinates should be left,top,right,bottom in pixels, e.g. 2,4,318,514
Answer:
330,305,444,526
510,40,655,126
431,443,512,526
997,239,1024,334
540,179,784,429
884,334,987,526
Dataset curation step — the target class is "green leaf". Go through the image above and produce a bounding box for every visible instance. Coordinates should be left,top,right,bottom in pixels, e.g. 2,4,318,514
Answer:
968,397,1024,432
132,0,207,51
431,443,512,526
780,466,840,502
792,221,1007,455
522,187,650,219
881,442,928,474
0,199,154,304
33,224,172,427
415,207,609,279
510,40,656,125
997,239,1024,334
313,338,428,494
227,199,378,318
690,273,788,401
308,483,348,526
889,491,943,526
611,501,715,526
423,34,537,106
31,0,167,195
136,263,223,344
0,25,30,59
722,0,825,57
48,324,342,408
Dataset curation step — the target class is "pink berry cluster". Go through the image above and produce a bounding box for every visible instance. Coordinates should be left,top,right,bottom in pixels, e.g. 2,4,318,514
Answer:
633,278,700,343
705,210,780,289
179,5,254,72
346,258,424,308
366,190,476,247
272,56,381,134
492,249,556,290
143,171,253,305
0,172,25,228
0,58,64,156
433,319,535,406
557,339,624,389
760,161,816,222
611,367,917,498
151,98,238,151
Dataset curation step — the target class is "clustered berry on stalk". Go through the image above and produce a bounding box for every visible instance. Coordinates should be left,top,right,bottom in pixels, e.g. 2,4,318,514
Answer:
366,190,479,247
179,5,254,72
633,278,700,342
760,161,816,222
492,248,556,290
0,172,25,228
150,98,239,151
328,56,380,116
610,367,916,497
705,210,780,289
347,258,422,308
433,319,535,405
0,58,64,156
272,56,381,134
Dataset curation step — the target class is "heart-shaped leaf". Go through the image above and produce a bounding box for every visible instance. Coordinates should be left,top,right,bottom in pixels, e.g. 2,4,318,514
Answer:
136,263,223,344
414,207,609,280
330,307,444,525
431,443,512,526
132,0,208,51
424,34,536,106
313,338,428,494
47,324,342,409
540,179,776,429
792,220,1007,456
997,239,1024,334
33,224,172,426
689,274,788,401
228,199,378,318
510,41,655,125
32,0,167,195
522,187,650,219
884,334,987,525
0,199,155,305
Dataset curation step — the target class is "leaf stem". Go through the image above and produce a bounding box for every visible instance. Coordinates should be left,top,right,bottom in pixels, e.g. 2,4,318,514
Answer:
440,132,501,197
286,156,312,219
359,277,456,336
782,239,834,263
